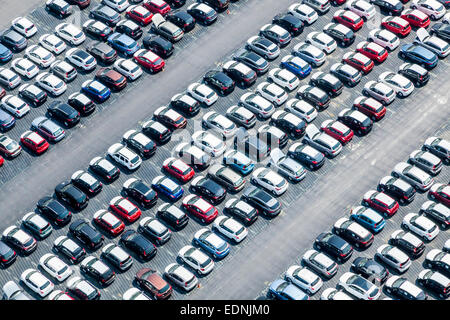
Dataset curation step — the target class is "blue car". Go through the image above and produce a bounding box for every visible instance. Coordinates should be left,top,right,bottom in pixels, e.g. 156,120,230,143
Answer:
107,33,139,57
151,175,184,202
400,44,438,69
0,44,12,63
280,55,312,78
268,279,309,300
350,206,385,233
193,228,230,259
81,80,111,103
223,150,255,175
0,109,15,132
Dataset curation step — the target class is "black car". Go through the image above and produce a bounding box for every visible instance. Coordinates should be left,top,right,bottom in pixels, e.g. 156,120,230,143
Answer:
398,63,429,87
68,92,96,115
199,0,229,11
89,156,120,182
143,35,174,58
330,63,361,87
122,130,157,158
170,93,201,116
351,257,389,284
53,236,86,264
37,196,72,226
241,186,281,217
315,232,353,263
156,203,189,230
187,3,218,25
337,109,373,135
385,277,427,300
138,217,171,245
378,175,416,204
371,0,403,15
190,176,227,204
86,41,117,64
166,11,196,32
270,111,306,139
69,219,104,250
0,30,27,52
89,4,121,26
420,201,450,229
324,23,355,46
297,85,330,110
83,19,113,41
166,0,187,8
234,49,269,75
71,170,103,196
18,84,47,107
203,70,235,95
333,219,374,248
123,178,158,208
272,13,304,36
115,20,143,40
55,181,89,210
417,270,450,299
0,241,16,267
46,0,73,18
224,198,258,225
47,101,80,128
141,120,171,144
287,143,326,170
389,230,425,258
222,60,257,87
425,251,450,277
310,72,343,97
80,256,115,286
120,229,157,261
430,23,450,42
21,212,53,240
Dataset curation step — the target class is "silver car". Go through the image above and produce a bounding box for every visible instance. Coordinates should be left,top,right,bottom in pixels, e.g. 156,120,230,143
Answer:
269,148,306,183
363,80,396,105
246,36,280,60
392,162,434,191
164,263,198,292
302,249,338,279
239,92,275,119
202,111,238,139
415,27,450,58
423,136,450,165
303,124,342,158
375,244,411,273
226,105,256,129
207,164,246,192
408,149,442,175
302,0,330,14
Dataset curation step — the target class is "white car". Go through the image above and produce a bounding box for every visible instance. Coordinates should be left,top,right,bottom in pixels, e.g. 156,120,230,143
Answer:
65,48,97,71
268,68,300,91
285,266,323,295
47,290,73,300
321,288,354,300
0,68,21,89
402,213,439,241
1,95,30,118
376,244,411,273
251,167,288,196
104,0,130,12
345,0,376,19
443,12,450,24
20,269,54,297
25,45,56,68
113,58,142,81
39,253,72,282
392,162,434,191
11,17,37,38
122,288,149,300
378,71,414,97
55,23,86,46
192,130,226,157
187,82,218,106
178,245,214,275
35,72,67,96
269,147,306,183
306,31,337,54
39,34,66,55
213,216,248,243
285,98,318,123
202,111,238,139
288,3,318,25
107,143,142,170
415,27,450,58
363,80,396,105
164,263,198,292
257,82,288,106
339,272,381,300
11,58,38,79
368,29,400,51
411,0,445,20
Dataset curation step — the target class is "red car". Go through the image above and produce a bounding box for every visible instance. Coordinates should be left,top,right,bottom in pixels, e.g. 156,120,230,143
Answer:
182,194,218,223
353,96,386,121
163,157,194,182
0,155,3,167
381,16,411,37
133,49,165,73
363,190,399,217
342,52,374,74
401,9,430,28
109,196,142,223
20,131,49,155
93,209,125,236
356,41,388,63
429,183,450,207
143,0,171,15
135,268,172,300
332,0,347,4
333,10,364,31
126,5,153,26
0,88,5,100
320,119,354,144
